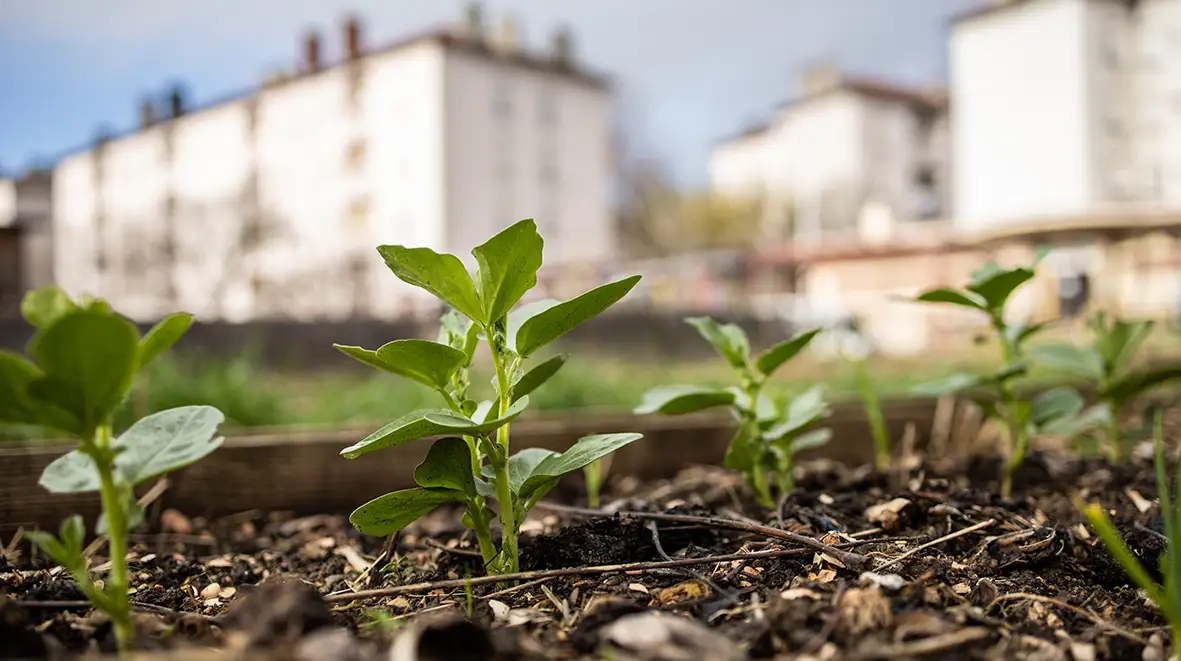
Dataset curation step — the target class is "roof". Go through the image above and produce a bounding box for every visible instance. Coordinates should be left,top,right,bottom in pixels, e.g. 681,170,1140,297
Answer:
714,75,946,146
49,24,611,165
951,0,1142,26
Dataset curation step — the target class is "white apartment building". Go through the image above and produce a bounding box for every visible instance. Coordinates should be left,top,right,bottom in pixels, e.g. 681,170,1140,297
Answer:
709,66,949,244
950,0,1181,232
50,4,615,322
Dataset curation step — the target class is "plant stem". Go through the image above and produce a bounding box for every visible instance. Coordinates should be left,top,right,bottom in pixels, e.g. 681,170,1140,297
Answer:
92,424,134,652
742,379,775,508
487,333,519,575
467,503,497,567
994,316,1026,500
854,358,891,471
1105,399,1124,463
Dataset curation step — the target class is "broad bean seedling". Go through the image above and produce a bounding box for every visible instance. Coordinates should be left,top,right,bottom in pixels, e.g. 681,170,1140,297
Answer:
334,219,643,575
0,287,225,652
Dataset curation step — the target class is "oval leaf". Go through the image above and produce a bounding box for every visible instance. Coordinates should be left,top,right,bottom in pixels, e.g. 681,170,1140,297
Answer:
518,433,643,499
377,245,484,323
756,328,821,377
507,447,558,494
113,405,225,486
1028,343,1104,380
335,340,467,391
341,397,530,459
139,313,194,368
349,487,467,537
910,372,981,398
0,351,46,426
472,219,544,324
414,437,477,497
514,276,641,358
766,385,830,440
914,288,985,310
634,385,736,416
21,287,80,329
512,354,567,403
38,449,99,494
967,268,1035,310
788,427,832,453
28,311,140,436
686,316,750,370
507,299,561,351
723,426,756,472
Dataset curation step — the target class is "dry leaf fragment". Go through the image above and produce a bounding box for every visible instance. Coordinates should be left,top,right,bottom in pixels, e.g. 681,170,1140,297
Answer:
656,580,711,606
628,583,650,595
837,586,892,635
865,498,912,531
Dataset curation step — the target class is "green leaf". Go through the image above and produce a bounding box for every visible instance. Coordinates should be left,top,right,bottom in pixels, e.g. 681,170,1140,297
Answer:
21,287,79,329
1080,501,1167,609
1102,366,1181,402
723,426,757,472
756,328,821,377
634,385,736,415
414,437,478,498
766,385,830,441
913,288,985,310
1040,402,1111,437
0,351,46,426
1029,387,1084,426
39,405,226,493
1028,343,1104,380
911,372,981,398
377,245,484,323
512,354,566,403
789,427,832,453
967,267,1035,311
1004,319,1052,348
28,311,140,437
334,340,467,391
25,530,69,566
507,299,560,351
340,397,530,459
518,433,644,500
472,219,544,324
349,487,467,537
139,313,193,368
1095,317,1154,373
507,448,557,494
686,316,750,370
514,276,642,357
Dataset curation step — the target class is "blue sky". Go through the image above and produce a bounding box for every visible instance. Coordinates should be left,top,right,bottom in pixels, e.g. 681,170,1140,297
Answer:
0,0,976,187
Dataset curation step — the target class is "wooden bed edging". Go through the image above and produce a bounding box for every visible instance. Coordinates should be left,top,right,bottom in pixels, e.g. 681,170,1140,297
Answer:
0,399,941,533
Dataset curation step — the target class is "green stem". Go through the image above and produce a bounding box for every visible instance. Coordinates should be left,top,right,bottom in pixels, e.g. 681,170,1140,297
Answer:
92,424,134,652
487,331,519,575
1105,400,1123,463
742,379,776,508
467,502,497,567
994,316,1026,500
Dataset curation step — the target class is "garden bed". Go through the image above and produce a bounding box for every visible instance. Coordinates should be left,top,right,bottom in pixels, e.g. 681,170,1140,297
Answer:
2,433,1176,661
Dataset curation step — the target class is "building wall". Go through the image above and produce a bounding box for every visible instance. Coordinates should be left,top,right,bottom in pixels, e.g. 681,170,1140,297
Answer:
50,34,612,323
1131,0,1181,205
442,49,613,266
950,0,1095,230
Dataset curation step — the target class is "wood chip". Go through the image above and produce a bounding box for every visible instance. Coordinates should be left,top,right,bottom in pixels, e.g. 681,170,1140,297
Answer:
628,583,649,595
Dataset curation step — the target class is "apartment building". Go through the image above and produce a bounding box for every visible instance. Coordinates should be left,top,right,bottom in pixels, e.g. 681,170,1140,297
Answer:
709,65,949,244
950,0,1181,232
50,4,615,322
0,170,53,317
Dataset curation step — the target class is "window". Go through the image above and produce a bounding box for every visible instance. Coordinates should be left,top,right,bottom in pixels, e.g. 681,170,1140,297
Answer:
492,80,513,117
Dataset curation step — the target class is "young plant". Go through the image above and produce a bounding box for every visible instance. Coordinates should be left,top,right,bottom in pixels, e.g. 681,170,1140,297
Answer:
850,355,891,472
0,287,225,651
1030,312,1181,462
909,248,1106,497
1079,410,1181,649
583,457,607,509
334,219,643,575
634,318,829,507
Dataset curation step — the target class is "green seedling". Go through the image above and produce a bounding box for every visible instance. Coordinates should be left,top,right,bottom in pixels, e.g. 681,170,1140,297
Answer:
335,219,643,575
1079,410,1181,650
849,355,891,472
583,457,606,509
909,248,1106,498
634,318,829,507
0,287,225,652
1030,312,1181,462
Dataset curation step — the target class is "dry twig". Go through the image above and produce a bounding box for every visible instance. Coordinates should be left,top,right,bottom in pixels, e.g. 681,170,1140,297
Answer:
872,518,996,572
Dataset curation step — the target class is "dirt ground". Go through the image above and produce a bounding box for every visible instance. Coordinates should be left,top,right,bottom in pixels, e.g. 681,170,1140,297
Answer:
0,446,1175,661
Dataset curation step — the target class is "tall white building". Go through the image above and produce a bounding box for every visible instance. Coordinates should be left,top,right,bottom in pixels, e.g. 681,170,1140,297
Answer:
950,0,1181,232
51,5,615,322
709,66,949,244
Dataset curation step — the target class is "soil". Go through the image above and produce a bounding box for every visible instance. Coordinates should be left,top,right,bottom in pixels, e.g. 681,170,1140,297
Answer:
1,444,1176,661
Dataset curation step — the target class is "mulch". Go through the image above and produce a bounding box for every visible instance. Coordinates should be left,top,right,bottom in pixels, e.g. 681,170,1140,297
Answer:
0,445,1174,660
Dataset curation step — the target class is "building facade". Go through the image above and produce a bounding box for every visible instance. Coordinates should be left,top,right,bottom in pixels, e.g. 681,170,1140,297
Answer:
51,5,615,322
708,66,949,245
0,171,53,317
950,0,1181,232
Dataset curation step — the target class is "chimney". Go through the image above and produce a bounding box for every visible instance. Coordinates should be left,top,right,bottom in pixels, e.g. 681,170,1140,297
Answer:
303,30,322,73
168,86,185,118
494,16,519,53
344,16,362,60
139,98,156,129
464,2,484,40
551,26,574,66
801,63,842,96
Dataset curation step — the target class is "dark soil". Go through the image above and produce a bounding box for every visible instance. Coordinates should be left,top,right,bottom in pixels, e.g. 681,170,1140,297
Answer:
1,445,1176,660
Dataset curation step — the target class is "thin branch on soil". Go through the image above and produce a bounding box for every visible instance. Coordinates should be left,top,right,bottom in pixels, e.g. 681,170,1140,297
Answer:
985,592,1148,645
871,518,996,572
851,626,991,659
535,502,874,571
647,521,738,608
323,544,867,604
14,600,225,626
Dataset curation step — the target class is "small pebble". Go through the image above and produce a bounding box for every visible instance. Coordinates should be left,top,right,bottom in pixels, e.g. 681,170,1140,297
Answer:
201,583,222,600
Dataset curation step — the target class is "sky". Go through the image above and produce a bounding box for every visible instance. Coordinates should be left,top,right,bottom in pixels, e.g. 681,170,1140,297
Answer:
0,0,978,188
